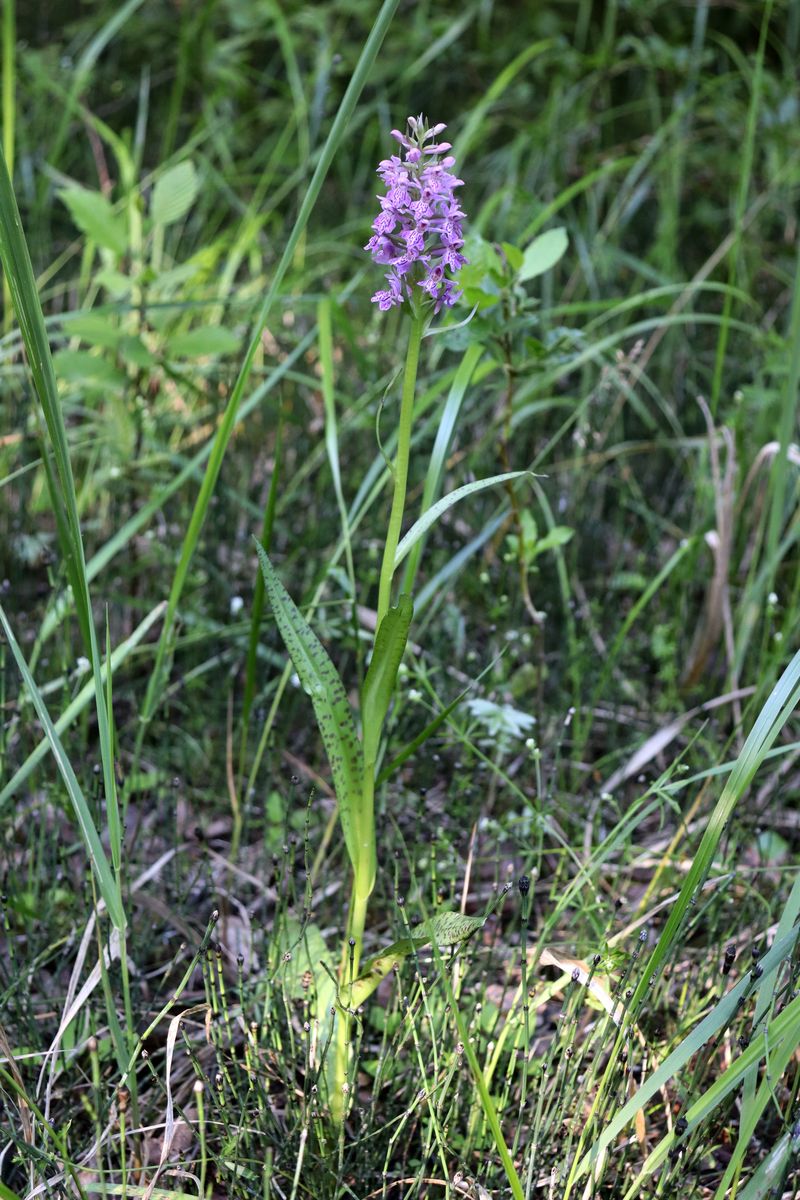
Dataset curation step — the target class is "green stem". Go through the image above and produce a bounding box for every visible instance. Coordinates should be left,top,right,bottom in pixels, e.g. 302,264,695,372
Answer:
376,308,425,627
331,305,425,1121
331,875,370,1122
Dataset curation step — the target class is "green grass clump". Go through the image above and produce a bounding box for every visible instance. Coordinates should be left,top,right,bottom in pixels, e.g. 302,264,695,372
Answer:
1,2,800,1198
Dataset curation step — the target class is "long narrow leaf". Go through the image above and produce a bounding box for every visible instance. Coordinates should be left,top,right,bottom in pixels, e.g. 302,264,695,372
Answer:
623,982,800,1198
361,595,413,766
737,1128,795,1199
394,470,531,568
255,541,364,875
0,142,118,888
0,145,89,648
36,325,317,653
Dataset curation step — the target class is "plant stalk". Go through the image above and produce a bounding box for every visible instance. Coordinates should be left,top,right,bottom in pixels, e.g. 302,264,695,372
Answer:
330,873,370,1122
330,306,425,1120
376,307,425,627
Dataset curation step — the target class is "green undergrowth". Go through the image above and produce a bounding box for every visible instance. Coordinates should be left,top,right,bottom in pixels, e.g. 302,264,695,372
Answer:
1,1,799,1197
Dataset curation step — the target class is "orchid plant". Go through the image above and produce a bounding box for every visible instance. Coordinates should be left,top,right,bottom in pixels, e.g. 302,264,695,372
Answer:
256,116,526,1122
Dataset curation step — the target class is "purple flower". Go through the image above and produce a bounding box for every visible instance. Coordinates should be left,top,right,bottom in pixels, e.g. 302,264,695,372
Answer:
366,115,467,314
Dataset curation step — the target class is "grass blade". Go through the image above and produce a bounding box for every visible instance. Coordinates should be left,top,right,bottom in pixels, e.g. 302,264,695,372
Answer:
319,297,356,607
627,649,800,1020
571,922,800,1187
623,982,800,1198
0,140,120,913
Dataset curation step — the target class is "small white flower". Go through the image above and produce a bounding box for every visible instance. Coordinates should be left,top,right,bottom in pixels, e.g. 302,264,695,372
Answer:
75,656,90,677
230,595,244,616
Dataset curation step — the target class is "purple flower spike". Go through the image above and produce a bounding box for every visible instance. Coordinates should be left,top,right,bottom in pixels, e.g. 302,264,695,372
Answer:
366,115,467,314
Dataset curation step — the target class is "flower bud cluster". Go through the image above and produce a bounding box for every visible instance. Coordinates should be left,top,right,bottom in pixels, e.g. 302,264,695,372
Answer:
366,115,467,314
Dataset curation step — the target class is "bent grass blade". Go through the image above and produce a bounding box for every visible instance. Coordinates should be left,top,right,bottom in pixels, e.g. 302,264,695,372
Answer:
393,470,532,569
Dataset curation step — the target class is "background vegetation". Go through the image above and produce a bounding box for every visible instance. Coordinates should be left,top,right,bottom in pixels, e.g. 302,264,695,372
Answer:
1,1,799,1197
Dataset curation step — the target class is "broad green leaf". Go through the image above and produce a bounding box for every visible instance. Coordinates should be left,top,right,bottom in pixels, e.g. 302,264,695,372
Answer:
95,268,132,297
255,541,365,877
0,602,125,930
500,241,524,272
65,315,153,368
361,595,413,765
53,349,126,391
518,226,568,282
167,325,240,358
535,524,574,554
350,911,485,1008
394,471,532,568
66,313,124,349
461,285,502,311
119,334,155,369
458,233,503,288
59,186,127,257
414,910,486,944
151,160,198,227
